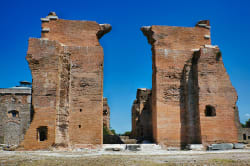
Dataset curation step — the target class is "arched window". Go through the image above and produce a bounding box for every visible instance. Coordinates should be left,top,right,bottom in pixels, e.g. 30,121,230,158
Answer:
8,110,19,118
205,105,216,117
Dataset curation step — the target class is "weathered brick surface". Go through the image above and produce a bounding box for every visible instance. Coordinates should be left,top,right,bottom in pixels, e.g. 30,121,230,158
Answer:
197,47,238,145
141,21,238,147
131,89,152,141
21,13,111,150
103,98,110,129
235,107,250,143
0,88,32,145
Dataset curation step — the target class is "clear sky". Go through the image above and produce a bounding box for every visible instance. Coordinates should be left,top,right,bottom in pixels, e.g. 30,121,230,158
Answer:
0,0,249,133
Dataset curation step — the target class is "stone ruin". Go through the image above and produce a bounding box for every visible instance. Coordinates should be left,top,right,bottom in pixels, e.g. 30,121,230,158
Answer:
0,82,111,149
0,82,32,145
20,12,111,150
0,13,249,150
103,98,110,130
140,20,239,147
131,88,152,142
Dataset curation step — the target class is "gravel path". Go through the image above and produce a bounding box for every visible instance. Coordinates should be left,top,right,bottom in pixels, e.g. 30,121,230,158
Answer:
0,150,250,165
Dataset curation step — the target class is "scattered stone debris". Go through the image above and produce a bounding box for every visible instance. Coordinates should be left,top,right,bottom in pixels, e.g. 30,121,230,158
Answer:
186,144,204,151
2,145,18,151
234,143,246,149
208,143,234,151
119,136,137,144
126,145,141,151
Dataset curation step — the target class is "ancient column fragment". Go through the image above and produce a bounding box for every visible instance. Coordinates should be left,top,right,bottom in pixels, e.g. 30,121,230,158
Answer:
141,20,238,147
21,12,111,150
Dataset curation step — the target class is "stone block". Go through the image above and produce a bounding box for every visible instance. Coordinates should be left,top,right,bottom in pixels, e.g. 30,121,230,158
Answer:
186,144,204,151
166,147,181,151
204,35,210,39
126,144,141,151
209,143,233,150
234,143,246,149
141,144,162,151
103,144,126,151
41,28,50,32
3,145,18,151
47,15,58,20
41,18,49,22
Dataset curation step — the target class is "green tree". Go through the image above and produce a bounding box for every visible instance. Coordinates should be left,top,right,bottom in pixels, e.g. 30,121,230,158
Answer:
103,126,109,136
110,129,116,135
245,118,250,128
123,131,131,136
242,118,250,128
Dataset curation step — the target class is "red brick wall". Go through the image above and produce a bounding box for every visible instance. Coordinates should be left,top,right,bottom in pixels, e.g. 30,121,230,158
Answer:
21,14,110,150
150,25,210,50
147,24,210,147
197,47,238,145
22,39,60,150
41,19,100,46
68,46,103,145
142,21,238,147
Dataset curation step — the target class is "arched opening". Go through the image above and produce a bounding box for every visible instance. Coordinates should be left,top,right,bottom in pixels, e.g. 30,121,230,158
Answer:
8,110,19,118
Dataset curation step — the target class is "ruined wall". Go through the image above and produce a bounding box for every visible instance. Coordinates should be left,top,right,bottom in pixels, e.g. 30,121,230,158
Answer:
196,47,238,145
141,20,238,147
0,88,31,145
240,128,250,143
235,106,250,143
21,12,111,150
103,98,110,129
131,88,152,141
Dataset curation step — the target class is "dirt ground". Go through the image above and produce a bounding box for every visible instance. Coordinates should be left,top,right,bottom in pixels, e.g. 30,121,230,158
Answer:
0,150,250,166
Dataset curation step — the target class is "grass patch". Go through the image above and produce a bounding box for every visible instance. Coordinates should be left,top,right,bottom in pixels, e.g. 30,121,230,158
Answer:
209,158,237,164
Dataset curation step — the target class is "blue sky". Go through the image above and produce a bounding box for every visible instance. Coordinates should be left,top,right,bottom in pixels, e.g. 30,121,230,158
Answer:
0,0,249,133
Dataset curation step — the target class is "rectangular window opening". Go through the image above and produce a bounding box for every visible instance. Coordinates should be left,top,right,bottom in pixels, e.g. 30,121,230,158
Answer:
37,126,48,142
243,134,246,140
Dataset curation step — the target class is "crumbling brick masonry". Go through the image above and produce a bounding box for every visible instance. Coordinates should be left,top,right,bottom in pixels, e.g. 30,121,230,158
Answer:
0,82,32,145
21,12,111,150
141,20,238,147
103,97,110,130
131,88,152,141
